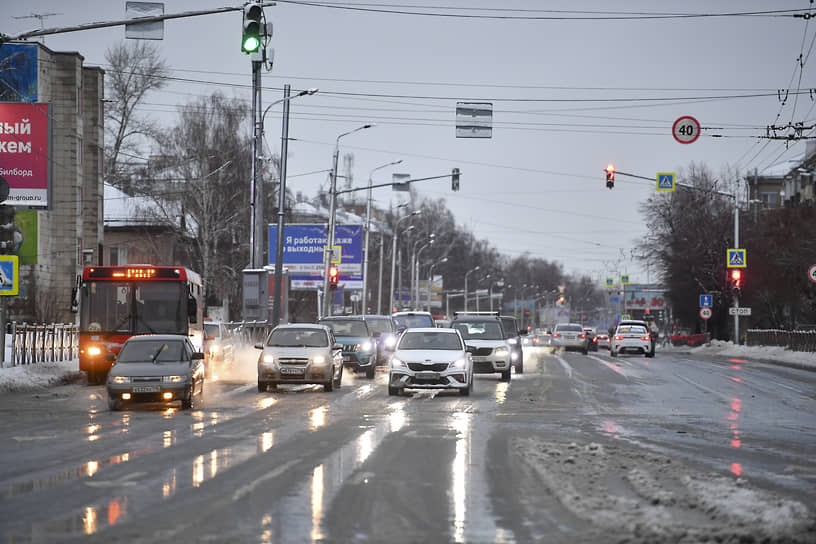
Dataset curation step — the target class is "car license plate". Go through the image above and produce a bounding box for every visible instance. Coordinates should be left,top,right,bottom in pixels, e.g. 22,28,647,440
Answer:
280,367,305,375
343,354,354,362
416,371,438,380
133,386,159,393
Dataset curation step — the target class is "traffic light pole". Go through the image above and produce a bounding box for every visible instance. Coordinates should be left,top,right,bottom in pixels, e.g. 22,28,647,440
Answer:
249,59,263,269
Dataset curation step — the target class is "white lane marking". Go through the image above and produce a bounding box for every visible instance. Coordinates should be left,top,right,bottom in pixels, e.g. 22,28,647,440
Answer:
232,459,300,501
555,355,572,378
13,434,58,441
587,354,632,381
85,472,147,488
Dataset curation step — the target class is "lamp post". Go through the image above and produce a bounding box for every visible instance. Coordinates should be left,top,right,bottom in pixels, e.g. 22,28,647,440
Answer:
390,213,419,312
464,266,480,312
263,86,318,326
489,279,504,312
411,234,435,308
426,257,448,311
362,159,402,315
322,124,374,317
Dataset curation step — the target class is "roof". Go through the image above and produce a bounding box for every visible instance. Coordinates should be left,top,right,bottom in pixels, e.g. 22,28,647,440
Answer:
124,334,189,342
104,183,198,233
273,323,329,330
402,327,458,334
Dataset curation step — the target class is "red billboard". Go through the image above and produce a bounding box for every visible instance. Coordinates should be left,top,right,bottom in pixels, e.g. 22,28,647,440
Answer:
0,103,49,208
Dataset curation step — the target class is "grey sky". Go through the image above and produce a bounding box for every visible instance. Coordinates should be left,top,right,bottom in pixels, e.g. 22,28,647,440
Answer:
4,1,812,283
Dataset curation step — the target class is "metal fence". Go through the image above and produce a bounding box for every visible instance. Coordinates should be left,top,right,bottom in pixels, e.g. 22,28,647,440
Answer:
225,320,273,347
6,322,79,366
746,329,816,352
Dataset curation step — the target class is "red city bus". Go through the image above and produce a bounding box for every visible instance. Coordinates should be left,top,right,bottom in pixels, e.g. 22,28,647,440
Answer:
77,265,204,384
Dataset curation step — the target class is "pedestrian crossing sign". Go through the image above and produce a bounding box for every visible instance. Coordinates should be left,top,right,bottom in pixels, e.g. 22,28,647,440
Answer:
605,278,614,287
0,256,19,296
656,172,675,191
727,248,746,268
620,274,630,285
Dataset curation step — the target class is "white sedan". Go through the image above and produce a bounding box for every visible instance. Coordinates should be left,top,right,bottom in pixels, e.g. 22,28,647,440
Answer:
388,327,473,396
610,324,655,358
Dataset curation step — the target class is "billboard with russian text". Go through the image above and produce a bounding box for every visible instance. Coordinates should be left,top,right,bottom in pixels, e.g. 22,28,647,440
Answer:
0,103,50,208
269,223,362,289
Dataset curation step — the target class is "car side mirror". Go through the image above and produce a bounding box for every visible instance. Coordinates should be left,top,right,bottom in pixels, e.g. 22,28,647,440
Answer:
254,342,264,350
397,326,406,333
105,353,115,362
519,329,528,336
192,352,205,360
465,345,476,354
333,343,343,350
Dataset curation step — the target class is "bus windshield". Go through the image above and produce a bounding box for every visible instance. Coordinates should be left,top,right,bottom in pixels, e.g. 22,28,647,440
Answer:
80,281,187,335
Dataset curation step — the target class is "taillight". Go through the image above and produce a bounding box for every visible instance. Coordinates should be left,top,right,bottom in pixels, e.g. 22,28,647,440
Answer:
592,337,597,343
640,336,651,341
552,333,561,338
614,335,624,341
578,333,586,339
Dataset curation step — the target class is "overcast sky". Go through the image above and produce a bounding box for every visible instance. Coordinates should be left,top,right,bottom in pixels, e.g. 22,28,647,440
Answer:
4,1,813,283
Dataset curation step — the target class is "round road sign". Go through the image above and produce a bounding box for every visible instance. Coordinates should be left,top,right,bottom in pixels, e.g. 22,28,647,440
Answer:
699,307,712,320
809,264,816,283
673,116,701,144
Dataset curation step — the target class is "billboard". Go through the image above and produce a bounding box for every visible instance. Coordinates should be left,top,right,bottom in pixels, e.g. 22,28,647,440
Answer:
0,103,50,208
269,223,362,289
623,284,666,311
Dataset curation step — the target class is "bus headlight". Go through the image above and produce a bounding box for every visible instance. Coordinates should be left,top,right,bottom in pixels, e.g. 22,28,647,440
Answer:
162,375,182,383
88,346,102,356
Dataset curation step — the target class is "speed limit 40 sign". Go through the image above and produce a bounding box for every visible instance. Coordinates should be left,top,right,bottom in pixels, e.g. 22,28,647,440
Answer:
673,116,701,144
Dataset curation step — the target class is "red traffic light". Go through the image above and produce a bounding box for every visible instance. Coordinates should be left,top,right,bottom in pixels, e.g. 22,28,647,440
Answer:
730,269,742,287
605,164,615,179
329,265,339,288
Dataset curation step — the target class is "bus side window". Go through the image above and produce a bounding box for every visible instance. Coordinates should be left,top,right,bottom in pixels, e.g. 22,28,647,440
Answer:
188,295,198,323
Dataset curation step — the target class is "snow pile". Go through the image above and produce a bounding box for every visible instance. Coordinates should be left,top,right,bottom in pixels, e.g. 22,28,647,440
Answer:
0,358,81,392
686,339,816,370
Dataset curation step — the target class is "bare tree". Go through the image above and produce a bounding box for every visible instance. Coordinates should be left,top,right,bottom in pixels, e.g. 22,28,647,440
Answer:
104,41,168,187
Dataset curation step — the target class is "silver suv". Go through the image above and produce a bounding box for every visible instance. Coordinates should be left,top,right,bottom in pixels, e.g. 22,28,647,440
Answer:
451,313,512,382
255,324,344,392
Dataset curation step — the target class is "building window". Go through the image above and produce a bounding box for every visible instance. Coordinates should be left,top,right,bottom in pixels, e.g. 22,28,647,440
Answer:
109,247,128,266
760,192,778,207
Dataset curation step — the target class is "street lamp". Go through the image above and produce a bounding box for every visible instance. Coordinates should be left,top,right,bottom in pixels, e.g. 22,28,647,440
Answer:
265,86,318,326
362,159,402,315
411,234,435,308
390,219,417,311
426,256,448,311
464,266,481,312
489,279,504,312
322,123,375,317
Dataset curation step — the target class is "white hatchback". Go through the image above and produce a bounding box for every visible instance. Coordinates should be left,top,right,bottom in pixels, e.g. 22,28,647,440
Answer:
388,327,473,396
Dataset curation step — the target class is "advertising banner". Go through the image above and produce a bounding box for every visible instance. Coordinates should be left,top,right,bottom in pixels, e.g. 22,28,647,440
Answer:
269,223,362,288
623,284,666,310
0,103,50,208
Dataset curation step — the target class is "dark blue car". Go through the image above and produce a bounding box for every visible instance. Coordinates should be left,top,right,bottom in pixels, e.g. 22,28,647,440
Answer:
318,316,377,379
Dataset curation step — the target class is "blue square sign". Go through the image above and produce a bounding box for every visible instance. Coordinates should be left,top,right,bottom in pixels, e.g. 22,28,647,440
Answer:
699,294,712,308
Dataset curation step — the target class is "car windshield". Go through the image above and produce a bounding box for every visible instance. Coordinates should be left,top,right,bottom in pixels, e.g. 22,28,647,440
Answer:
204,324,221,338
393,314,435,328
618,326,647,335
556,324,584,333
267,328,329,347
118,340,185,363
398,331,463,350
452,321,503,340
320,319,369,337
365,318,393,335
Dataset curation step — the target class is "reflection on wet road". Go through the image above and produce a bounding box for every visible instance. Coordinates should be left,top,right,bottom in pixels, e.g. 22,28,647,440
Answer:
0,347,813,543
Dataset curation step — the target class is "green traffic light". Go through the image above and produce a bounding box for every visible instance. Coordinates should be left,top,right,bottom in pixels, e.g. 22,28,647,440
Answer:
242,35,260,53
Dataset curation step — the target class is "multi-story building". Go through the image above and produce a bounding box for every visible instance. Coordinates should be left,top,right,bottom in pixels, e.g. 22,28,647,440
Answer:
0,42,104,322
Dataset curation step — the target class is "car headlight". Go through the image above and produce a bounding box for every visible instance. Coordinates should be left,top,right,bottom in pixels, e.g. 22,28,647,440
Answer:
384,335,397,348
111,376,130,384
261,353,275,365
162,375,183,383
495,348,509,358
390,357,405,369
209,344,221,353
88,346,102,357
507,338,518,345
510,351,519,361
450,358,467,369
360,341,374,352
312,355,327,365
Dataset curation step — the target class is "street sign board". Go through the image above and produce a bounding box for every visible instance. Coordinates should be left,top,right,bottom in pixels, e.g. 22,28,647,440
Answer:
700,307,712,320
0,255,19,296
269,224,362,285
727,248,746,268
673,115,701,144
656,172,675,191
699,294,713,308
456,102,493,138
620,274,630,285
621,314,631,320
728,307,752,316
809,264,816,283
605,278,614,287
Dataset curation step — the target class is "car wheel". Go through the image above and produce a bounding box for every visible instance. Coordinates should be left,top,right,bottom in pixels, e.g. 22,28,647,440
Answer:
515,360,523,374
388,385,399,396
323,376,334,392
610,350,617,357
107,395,120,411
257,381,267,393
335,365,343,388
500,368,511,382
582,345,589,355
365,365,375,380
181,384,193,410
459,383,470,396
646,350,655,358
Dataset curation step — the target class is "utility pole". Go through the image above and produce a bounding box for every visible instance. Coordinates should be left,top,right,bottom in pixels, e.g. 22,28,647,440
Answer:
271,84,290,327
